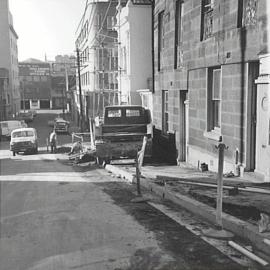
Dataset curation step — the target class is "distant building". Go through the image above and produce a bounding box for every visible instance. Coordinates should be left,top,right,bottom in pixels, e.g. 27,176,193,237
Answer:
19,59,51,110
19,56,76,111
0,0,20,119
50,55,76,111
116,0,152,108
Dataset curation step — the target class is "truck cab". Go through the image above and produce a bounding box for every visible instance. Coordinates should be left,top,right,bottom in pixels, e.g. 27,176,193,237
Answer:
96,105,152,161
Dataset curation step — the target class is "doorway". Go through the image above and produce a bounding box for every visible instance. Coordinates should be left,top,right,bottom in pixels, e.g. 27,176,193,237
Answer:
40,99,50,109
246,61,259,171
178,90,187,161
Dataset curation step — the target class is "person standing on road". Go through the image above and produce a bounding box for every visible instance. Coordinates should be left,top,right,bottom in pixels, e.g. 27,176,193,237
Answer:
49,129,57,153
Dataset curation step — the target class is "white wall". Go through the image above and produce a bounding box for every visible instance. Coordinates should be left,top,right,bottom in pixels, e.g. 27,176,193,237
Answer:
129,4,152,105
118,2,152,105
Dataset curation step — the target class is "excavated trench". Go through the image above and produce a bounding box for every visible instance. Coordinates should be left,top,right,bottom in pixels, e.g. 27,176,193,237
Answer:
155,180,269,225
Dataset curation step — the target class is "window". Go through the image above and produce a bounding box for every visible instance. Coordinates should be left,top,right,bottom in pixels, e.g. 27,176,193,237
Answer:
162,90,169,133
201,0,214,41
238,0,257,27
120,47,127,73
158,11,165,71
12,130,34,138
40,76,47,82
33,76,40,82
126,109,141,117
106,16,115,30
175,0,183,69
96,14,103,28
207,67,221,131
108,109,121,118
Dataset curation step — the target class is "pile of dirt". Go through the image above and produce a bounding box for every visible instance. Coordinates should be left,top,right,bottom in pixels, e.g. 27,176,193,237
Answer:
56,146,71,153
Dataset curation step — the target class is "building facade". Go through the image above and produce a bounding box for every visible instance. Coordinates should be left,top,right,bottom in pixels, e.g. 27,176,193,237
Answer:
0,0,20,119
75,0,128,127
50,55,76,111
19,60,52,110
116,0,152,106
0,68,9,120
153,0,270,181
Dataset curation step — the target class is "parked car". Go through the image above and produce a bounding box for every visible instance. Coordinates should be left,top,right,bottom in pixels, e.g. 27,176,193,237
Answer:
54,118,69,134
10,127,38,156
17,111,34,123
0,120,27,140
48,116,69,127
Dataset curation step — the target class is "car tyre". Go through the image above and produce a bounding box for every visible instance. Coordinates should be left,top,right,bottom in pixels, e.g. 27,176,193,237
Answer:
13,151,15,156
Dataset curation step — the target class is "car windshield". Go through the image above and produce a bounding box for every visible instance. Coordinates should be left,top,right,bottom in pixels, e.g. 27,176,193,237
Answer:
12,130,34,138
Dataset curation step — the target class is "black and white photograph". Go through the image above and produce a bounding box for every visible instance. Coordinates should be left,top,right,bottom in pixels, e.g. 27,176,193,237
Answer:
0,0,270,269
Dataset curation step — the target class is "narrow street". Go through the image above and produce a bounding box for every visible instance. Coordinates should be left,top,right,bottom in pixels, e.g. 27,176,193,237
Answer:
0,112,255,270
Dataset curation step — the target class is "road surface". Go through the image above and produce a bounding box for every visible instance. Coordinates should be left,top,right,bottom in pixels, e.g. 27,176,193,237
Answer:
0,112,256,270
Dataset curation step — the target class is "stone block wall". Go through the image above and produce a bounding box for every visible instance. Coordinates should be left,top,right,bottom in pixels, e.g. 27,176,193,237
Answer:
153,0,268,170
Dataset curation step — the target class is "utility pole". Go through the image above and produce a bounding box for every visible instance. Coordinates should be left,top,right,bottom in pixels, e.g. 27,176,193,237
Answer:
76,47,84,132
62,62,69,119
23,79,26,112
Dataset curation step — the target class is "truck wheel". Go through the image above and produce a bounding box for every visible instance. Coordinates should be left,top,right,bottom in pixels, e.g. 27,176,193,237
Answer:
97,157,104,166
13,151,15,156
97,157,108,166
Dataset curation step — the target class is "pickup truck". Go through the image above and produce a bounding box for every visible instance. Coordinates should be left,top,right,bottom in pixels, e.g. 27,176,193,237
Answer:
54,118,69,134
95,105,152,163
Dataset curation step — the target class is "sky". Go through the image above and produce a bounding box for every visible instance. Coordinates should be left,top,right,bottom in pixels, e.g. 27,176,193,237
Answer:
9,0,86,61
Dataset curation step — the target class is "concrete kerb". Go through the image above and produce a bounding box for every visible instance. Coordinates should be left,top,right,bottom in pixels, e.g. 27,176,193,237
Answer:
105,164,135,183
104,164,270,258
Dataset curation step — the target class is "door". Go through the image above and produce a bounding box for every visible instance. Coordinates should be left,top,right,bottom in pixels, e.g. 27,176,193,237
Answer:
179,90,187,161
246,62,259,171
40,100,50,109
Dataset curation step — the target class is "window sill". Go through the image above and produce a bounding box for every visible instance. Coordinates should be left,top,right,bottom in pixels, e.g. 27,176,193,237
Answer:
204,130,222,142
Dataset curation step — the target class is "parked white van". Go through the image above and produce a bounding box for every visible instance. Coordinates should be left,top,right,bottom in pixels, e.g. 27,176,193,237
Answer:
10,127,38,156
0,120,27,140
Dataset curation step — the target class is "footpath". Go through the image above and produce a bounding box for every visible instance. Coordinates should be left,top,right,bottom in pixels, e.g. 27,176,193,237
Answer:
105,162,270,266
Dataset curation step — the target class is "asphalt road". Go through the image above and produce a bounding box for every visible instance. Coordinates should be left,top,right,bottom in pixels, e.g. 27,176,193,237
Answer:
0,112,255,270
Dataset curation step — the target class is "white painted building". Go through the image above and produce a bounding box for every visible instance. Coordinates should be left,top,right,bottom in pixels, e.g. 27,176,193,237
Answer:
75,0,121,126
116,0,152,107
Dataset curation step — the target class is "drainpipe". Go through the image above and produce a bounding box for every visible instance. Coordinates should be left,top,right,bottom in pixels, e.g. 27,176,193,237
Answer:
240,27,246,165
151,0,155,93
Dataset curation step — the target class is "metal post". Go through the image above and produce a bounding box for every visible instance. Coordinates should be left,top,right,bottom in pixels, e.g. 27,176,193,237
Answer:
216,143,227,228
203,142,233,239
76,47,83,132
135,153,141,196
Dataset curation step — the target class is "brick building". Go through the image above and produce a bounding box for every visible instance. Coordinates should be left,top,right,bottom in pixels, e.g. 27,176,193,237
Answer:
153,0,270,180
